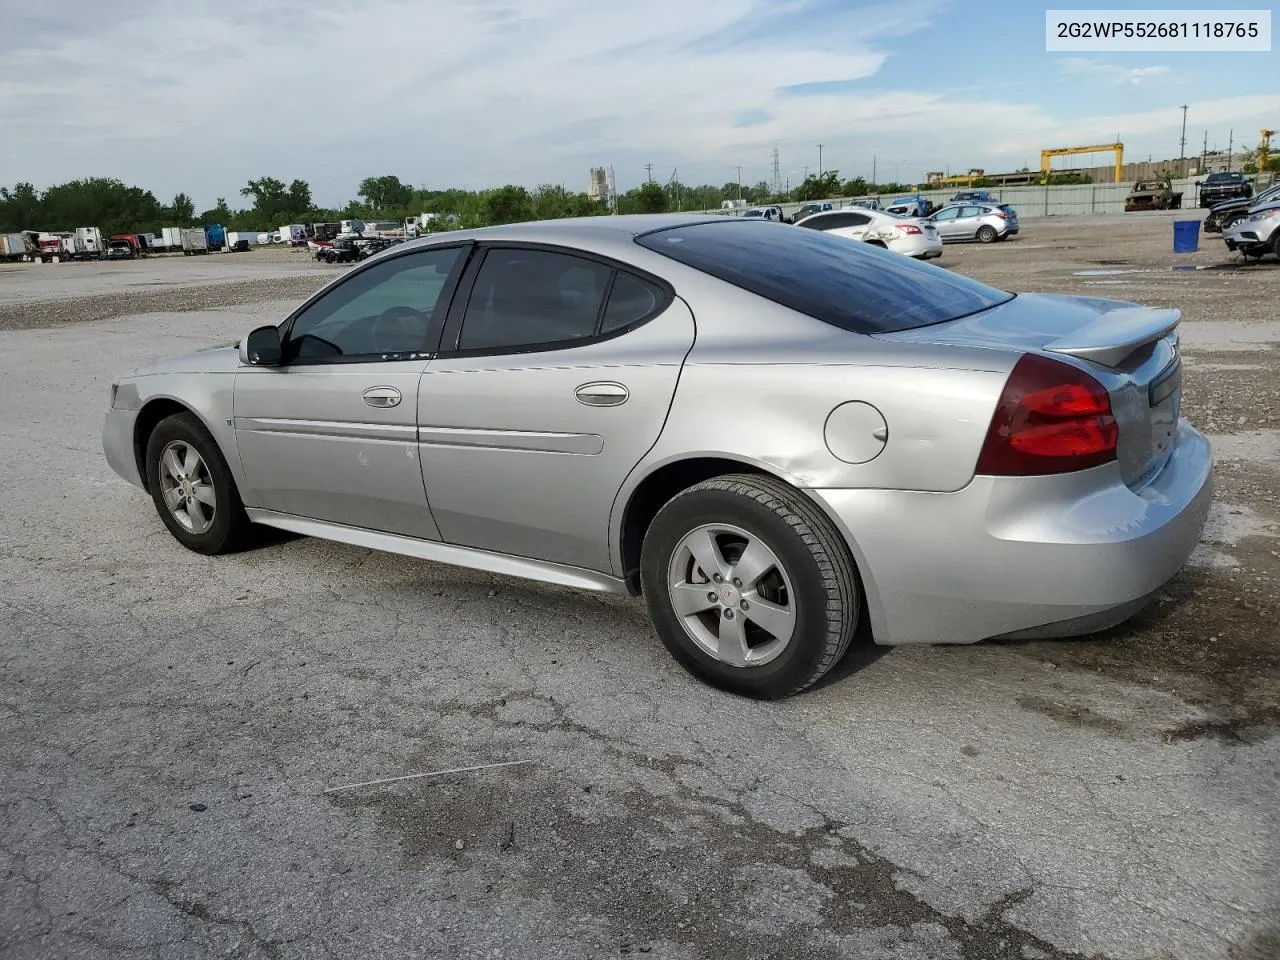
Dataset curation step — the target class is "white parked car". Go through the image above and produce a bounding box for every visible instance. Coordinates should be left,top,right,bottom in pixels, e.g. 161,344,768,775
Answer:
741,206,784,222
794,208,943,260
1223,202,1280,261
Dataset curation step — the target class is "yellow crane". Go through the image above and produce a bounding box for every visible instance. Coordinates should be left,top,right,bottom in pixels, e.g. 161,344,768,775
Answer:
1040,143,1124,183
1260,129,1276,173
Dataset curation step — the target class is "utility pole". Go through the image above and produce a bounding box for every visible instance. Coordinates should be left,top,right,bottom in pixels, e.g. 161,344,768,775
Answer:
871,154,877,186
644,163,653,183
1178,105,1188,168
1227,129,1234,171
736,165,742,200
771,148,781,196
818,144,824,177
1202,130,1209,173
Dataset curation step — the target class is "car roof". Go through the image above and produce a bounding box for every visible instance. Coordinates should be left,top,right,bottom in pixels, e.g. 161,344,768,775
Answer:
399,214,727,253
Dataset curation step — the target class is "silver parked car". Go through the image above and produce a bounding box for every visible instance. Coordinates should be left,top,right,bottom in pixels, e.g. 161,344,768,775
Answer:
929,202,1019,242
103,215,1211,698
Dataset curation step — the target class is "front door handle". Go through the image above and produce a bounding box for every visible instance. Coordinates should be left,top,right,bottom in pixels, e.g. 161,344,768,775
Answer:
362,386,402,408
575,381,629,407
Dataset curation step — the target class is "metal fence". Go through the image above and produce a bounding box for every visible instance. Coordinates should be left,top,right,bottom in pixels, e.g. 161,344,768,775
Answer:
691,176,1274,221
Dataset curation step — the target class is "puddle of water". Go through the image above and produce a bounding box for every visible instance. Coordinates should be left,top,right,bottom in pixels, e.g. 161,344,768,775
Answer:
1082,280,1134,286
1072,268,1149,276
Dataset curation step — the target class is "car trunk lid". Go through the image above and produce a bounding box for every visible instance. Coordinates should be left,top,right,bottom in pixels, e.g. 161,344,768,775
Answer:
876,293,1183,489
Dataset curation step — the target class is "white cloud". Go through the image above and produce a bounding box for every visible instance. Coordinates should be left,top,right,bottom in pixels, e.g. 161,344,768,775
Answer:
0,1,1276,205
1059,57,1172,86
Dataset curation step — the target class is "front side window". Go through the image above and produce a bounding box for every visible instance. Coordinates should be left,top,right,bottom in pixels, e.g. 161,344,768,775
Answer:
458,249,612,352
286,246,463,362
932,207,961,221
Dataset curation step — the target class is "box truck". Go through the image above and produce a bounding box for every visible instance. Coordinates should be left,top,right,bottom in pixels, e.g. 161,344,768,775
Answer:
181,228,209,255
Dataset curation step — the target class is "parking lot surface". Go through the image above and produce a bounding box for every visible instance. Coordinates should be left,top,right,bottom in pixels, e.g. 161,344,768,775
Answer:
2,216,1278,959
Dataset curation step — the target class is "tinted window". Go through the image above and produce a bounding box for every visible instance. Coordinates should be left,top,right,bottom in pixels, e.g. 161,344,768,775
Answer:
799,212,862,230
959,206,985,218
635,220,1013,334
601,272,665,333
932,207,961,221
459,248,611,351
287,246,462,361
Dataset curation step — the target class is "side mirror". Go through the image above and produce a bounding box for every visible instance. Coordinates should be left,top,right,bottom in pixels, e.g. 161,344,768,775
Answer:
239,325,283,366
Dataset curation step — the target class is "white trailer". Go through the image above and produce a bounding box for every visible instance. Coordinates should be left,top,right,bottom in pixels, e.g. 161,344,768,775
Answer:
1,233,32,260
181,228,209,255
155,226,186,251
279,224,308,246
74,227,107,258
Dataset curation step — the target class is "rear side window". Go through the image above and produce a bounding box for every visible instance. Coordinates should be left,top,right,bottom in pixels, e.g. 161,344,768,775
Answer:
601,273,665,333
459,249,611,351
635,220,1013,334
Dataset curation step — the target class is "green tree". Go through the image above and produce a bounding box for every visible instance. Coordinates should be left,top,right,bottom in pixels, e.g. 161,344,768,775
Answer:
0,182,43,231
240,176,313,223
198,198,234,225
794,170,841,201
635,182,667,213
169,193,195,222
485,185,534,224
358,175,413,213
840,176,869,197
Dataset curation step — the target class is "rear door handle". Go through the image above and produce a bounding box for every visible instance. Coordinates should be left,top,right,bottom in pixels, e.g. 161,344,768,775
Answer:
575,381,629,407
362,386,402,408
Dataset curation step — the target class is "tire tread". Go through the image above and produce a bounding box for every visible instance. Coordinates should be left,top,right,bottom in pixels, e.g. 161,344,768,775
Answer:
656,473,859,696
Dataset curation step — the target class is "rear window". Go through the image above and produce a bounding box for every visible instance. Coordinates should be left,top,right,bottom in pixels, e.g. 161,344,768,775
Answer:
635,220,1013,334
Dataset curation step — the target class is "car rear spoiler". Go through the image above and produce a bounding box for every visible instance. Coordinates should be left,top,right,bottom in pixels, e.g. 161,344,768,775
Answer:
1044,306,1181,367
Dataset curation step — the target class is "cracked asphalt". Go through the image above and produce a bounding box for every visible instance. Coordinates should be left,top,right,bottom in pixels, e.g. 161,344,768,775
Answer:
2,222,1279,959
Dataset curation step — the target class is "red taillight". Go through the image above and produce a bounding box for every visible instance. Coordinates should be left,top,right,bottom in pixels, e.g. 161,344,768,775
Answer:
975,354,1118,476
993,212,1008,220
896,223,923,235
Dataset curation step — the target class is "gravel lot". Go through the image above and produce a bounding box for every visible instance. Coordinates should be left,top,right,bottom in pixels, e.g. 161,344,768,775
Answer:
2,215,1278,960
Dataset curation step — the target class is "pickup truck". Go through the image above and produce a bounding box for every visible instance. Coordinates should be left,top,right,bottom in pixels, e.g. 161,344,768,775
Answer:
1124,179,1183,212
1196,171,1252,208
1204,181,1280,233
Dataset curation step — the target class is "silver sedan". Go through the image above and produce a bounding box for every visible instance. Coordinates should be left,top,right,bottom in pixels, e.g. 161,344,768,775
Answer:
929,202,1020,242
103,215,1211,698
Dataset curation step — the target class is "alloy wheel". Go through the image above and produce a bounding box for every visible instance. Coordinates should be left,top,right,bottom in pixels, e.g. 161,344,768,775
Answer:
158,440,216,535
666,523,797,667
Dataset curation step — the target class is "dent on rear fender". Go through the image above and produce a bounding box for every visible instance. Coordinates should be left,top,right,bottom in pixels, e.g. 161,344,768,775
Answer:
646,360,1011,492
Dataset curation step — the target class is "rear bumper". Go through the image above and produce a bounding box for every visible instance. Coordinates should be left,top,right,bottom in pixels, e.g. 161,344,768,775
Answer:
806,421,1213,646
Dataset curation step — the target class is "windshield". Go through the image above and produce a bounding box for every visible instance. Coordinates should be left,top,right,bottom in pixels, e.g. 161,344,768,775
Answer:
1207,173,1243,182
635,219,1013,334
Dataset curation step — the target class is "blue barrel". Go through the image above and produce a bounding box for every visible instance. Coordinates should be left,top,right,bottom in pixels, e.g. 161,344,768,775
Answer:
1172,219,1200,253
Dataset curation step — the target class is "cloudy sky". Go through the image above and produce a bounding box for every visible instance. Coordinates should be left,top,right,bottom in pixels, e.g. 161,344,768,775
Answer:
2,0,1277,208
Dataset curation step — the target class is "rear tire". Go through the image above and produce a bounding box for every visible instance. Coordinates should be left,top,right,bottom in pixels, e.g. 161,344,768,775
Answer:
640,475,860,699
976,225,997,243
145,412,252,555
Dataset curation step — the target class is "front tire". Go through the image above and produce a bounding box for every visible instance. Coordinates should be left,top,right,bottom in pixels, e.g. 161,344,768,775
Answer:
640,475,860,698
145,412,251,555
976,225,997,243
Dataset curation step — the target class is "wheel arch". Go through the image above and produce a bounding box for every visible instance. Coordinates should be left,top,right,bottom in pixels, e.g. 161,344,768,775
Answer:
612,454,807,595
132,396,227,493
